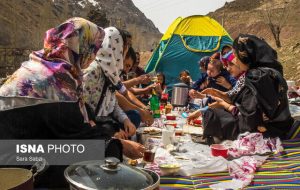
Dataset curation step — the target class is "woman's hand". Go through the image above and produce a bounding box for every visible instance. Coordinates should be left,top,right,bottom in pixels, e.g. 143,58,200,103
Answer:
189,89,205,99
201,88,231,104
145,83,156,94
121,140,145,159
123,119,136,137
257,126,267,133
216,76,232,90
208,96,230,109
89,120,96,127
140,109,154,126
187,110,201,123
138,74,151,85
201,88,219,97
114,129,128,140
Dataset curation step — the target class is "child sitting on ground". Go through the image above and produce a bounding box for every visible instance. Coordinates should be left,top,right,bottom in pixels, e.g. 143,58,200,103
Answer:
179,70,193,87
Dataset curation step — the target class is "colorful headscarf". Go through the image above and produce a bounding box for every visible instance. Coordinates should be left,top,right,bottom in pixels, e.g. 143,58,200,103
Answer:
221,50,235,67
83,27,125,116
233,34,283,74
0,17,104,111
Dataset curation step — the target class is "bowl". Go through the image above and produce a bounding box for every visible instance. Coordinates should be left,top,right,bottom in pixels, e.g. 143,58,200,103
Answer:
165,122,177,128
159,163,180,176
211,144,228,158
193,118,202,126
166,114,176,120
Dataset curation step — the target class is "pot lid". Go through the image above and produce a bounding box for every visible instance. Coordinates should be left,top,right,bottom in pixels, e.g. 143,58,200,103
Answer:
173,83,189,88
64,157,154,190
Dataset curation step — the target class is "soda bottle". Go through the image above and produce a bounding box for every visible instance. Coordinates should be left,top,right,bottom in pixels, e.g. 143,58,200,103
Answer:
160,88,168,107
150,89,161,118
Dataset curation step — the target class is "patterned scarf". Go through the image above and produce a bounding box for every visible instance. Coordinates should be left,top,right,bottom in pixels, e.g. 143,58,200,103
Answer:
83,27,124,116
227,72,246,97
0,17,104,114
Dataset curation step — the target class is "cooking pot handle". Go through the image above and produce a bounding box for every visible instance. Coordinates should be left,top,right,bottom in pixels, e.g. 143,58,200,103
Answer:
30,158,49,180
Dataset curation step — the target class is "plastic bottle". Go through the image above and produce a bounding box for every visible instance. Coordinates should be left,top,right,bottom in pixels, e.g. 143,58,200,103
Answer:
150,89,161,118
165,102,173,114
160,88,168,107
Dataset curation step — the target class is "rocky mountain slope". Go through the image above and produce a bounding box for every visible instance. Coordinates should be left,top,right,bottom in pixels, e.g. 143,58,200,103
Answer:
0,0,161,51
0,0,161,77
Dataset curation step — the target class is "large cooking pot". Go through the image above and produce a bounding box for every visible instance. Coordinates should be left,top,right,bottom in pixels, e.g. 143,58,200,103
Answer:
0,168,34,190
0,160,47,190
64,157,160,190
171,83,189,107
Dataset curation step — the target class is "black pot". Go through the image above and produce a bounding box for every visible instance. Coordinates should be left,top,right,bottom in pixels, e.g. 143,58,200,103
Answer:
64,157,160,190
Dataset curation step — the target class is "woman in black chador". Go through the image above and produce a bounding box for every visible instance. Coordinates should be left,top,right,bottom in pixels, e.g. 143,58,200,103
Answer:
189,34,294,144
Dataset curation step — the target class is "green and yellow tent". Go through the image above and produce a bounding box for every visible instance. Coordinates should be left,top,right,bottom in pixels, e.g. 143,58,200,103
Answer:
145,15,233,88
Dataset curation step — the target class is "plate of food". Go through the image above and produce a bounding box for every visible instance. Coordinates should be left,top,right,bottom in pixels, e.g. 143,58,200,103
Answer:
140,127,162,135
183,124,203,135
188,116,202,127
159,163,181,176
136,127,162,144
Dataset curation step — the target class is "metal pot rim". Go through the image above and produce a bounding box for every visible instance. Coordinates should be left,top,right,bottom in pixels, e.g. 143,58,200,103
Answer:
64,171,97,190
140,168,160,190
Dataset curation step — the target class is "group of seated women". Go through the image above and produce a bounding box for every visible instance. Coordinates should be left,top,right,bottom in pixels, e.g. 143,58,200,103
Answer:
0,17,297,188
0,17,151,188
186,35,294,145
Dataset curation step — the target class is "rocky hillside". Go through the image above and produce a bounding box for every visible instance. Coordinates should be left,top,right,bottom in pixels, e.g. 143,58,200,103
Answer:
0,0,161,77
208,0,300,83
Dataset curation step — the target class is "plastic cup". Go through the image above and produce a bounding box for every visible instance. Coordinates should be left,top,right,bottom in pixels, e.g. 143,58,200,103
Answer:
210,144,228,158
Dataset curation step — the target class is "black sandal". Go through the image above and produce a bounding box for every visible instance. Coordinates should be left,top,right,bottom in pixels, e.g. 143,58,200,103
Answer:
191,135,215,145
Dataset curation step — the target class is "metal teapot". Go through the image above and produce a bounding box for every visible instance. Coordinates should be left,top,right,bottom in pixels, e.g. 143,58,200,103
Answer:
171,83,189,107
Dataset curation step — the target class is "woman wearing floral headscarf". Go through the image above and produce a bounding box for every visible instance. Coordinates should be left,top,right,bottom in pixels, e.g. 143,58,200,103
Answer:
0,18,143,188
0,17,105,137
189,34,293,144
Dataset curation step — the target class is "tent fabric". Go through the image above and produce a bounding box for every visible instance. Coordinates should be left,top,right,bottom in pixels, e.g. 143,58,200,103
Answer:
173,16,231,36
145,15,233,89
162,17,183,41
